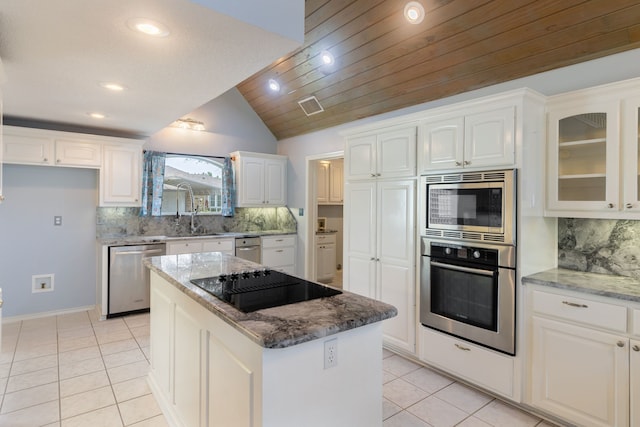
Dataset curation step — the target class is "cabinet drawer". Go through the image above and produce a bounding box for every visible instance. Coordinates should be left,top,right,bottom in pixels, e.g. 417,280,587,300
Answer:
262,247,295,266
166,241,203,255
316,234,336,244
202,239,234,253
419,327,515,399
532,290,627,332
261,235,295,248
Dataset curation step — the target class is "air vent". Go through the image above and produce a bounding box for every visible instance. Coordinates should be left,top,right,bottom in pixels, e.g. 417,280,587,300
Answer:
483,234,505,243
483,172,506,181
443,231,462,239
443,174,463,182
462,173,482,181
461,232,482,241
424,229,442,238
425,176,443,183
298,96,324,116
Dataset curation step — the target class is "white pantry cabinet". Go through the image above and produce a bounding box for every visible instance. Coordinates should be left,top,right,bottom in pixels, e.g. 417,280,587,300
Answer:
345,125,416,181
526,285,639,427
261,235,296,275
546,78,640,218
231,151,287,207
420,106,515,172
166,237,234,256
100,143,143,207
344,179,416,353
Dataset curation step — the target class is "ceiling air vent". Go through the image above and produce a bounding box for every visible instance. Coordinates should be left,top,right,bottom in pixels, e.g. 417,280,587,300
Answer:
298,96,324,116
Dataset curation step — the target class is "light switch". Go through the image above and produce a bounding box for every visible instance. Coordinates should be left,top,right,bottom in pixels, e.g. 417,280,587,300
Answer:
54,216,62,226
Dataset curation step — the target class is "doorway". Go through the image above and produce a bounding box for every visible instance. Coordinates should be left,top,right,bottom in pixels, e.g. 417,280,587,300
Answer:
304,151,344,287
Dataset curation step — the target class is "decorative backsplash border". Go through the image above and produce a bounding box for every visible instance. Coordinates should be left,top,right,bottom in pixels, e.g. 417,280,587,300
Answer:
558,218,640,280
96,206,297,238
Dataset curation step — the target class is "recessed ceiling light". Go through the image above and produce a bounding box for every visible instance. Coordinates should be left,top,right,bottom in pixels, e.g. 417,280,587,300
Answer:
126,18,170,37
100,82,126,92
268,78,280,92
88,112,106,119
404,1,425,24
320,50,335,66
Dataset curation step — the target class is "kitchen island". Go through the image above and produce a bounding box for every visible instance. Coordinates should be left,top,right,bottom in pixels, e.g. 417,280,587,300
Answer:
144,252,397,427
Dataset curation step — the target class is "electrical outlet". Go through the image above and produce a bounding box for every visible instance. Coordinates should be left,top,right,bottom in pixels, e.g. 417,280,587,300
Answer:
324,338,338,369
54,216,62,226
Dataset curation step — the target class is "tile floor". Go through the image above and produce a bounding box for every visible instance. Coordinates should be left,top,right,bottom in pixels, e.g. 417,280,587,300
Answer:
0,310,168,427
0,310,560,427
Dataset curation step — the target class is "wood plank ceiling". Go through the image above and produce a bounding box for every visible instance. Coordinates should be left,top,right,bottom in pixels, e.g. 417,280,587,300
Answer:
236,0,640,140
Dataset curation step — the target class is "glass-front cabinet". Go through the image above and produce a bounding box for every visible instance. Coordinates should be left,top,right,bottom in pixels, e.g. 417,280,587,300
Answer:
546,100,621,215
623,96,640,213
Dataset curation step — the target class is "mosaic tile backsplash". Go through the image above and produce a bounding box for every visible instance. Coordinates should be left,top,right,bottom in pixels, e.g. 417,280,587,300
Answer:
558,218,640,279
96,207,297,238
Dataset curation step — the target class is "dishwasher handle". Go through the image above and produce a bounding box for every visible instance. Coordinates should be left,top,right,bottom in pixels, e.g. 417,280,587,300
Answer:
112,248,165,257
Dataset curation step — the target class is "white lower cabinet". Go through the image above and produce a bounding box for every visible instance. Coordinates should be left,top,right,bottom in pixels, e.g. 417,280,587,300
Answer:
418,326,517,400
316,233,336,283
261,235,296,275
344,179,415,353
526,286,637,427
166,238,234,256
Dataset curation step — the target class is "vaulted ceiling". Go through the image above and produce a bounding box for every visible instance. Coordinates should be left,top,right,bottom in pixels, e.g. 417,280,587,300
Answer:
237,0,640,140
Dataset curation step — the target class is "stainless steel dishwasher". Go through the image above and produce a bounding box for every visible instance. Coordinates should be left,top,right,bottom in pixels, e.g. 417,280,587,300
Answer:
235,237,261,264
108,243,166,317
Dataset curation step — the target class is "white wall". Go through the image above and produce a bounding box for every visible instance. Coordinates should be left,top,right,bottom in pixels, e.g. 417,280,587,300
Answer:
0,165,98,318
145,88,278,156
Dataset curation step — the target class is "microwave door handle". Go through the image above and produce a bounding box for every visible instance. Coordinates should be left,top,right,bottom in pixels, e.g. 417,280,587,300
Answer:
430,261,495,277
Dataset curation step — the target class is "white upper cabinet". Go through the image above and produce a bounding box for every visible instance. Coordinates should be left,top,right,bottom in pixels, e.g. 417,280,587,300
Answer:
546,78,640,218
54,139,101,167
3,129,53,165
232,151,287,207
0,60,3,203
345,126,416,180
317,158,344,205
420,106,515,172
99,143,143,207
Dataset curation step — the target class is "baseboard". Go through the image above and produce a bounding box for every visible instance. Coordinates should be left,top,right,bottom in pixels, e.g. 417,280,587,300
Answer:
2,305,96,324
147,372,183,427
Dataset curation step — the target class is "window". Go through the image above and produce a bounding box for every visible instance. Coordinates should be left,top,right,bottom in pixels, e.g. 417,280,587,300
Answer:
160,155,224,215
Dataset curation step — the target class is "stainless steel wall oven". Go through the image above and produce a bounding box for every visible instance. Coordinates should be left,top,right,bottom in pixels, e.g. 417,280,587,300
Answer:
420,238,516,355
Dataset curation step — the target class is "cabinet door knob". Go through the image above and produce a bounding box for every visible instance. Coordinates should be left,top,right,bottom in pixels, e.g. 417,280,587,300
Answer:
56,159,61,163
626,203,633,209
607,203,615,209
370,257,376,261
455,162,462,166
371,173,376,178
43,158,48,162
463,160,470,166
633,345,640,352
617,341,625,348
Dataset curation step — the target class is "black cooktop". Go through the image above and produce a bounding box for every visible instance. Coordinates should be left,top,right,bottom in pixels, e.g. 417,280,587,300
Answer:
190,269,342,313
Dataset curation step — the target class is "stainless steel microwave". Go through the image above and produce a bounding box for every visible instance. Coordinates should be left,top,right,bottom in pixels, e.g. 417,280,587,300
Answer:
421,169,516,245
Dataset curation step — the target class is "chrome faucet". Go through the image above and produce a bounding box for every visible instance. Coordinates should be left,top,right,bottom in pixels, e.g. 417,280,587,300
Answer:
175,182,198,234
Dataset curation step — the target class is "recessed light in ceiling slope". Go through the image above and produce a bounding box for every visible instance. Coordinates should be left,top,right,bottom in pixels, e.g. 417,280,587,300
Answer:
404,1,425,25
100,82,126,92
320,50,334,66
88,112,106,119
268,78,280,92
126,18,170,37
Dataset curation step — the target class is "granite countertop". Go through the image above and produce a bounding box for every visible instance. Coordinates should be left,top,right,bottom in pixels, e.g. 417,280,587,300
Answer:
100,230,296,246
522,268,640,303
144,252,397,349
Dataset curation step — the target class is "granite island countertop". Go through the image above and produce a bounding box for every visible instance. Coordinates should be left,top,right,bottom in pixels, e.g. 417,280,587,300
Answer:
522,267,640,303
144,252,397,349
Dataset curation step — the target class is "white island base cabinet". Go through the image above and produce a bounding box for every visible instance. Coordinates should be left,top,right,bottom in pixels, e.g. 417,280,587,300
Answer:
149,271,383,427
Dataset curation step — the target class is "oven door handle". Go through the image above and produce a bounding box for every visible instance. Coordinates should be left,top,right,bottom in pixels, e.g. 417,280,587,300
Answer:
430,261,496,277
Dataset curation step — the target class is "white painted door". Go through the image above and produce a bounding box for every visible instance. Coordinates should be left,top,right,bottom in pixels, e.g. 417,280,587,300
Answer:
377,179,415,353
345,134,377,180
264,157,286,205
531,316,629,427
100,144,142,206
377,127,416,178
344,181,376,297
464,106,515,169
632,339,640,427
420,116,464,171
